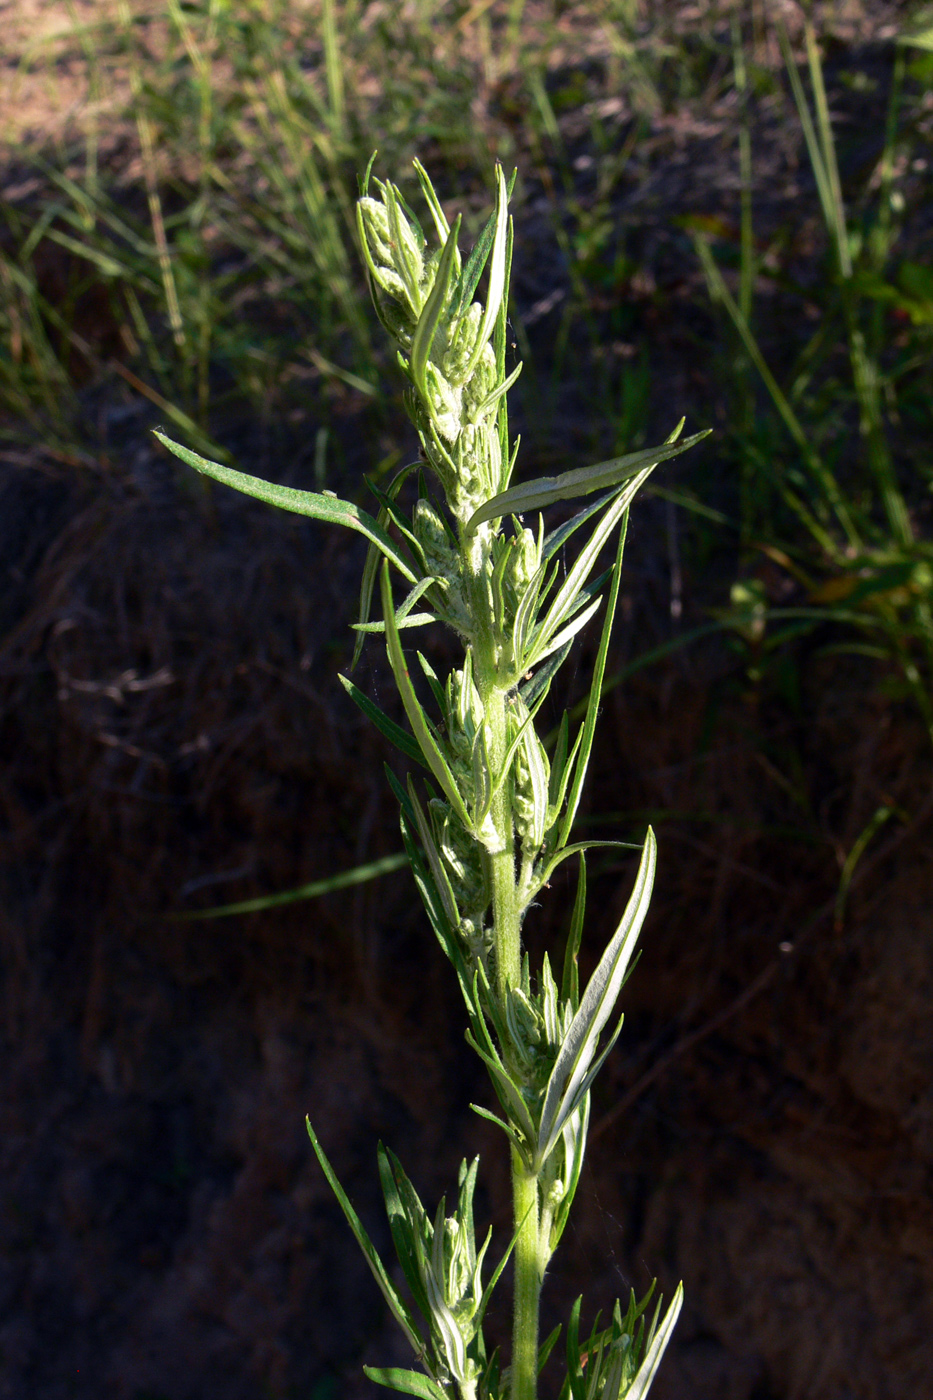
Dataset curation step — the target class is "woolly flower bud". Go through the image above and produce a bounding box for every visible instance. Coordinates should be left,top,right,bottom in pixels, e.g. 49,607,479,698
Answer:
423,361,462,444
461,342,498,420
431,800,486,918
507,528,538,596
358,190,425,324
441,302,483,386
413,498,457,577
509,697,550,849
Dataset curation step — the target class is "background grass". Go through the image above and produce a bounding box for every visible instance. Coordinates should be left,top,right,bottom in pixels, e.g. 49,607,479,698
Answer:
2,3,933,1399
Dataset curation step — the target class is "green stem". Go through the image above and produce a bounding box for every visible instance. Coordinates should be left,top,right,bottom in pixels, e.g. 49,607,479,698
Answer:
511,1160,541,1400
464,525,540,1399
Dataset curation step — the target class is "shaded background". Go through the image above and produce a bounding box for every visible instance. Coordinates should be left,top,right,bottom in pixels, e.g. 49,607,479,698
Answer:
1,3,932,1398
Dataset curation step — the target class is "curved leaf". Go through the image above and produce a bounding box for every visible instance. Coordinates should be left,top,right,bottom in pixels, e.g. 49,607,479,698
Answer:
535,830,656,1168
466,426,710,528
153,432,417,583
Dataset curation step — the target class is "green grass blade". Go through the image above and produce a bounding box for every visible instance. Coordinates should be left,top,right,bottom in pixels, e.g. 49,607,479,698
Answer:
175,853,408,919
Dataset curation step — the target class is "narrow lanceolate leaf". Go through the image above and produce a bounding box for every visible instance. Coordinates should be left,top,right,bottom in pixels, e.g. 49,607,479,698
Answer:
377,1146,433,1328
306,1122,425,1358
354,573,442,633
561,853,587,1009
527,594,603,670
412,157,451,243
381,562,472,831
625,1284,684,1400
466,426,711,528
551,1095,590,1251
557,510,629,849
535,829,657,1168
339,675,429,768
519,640,573,712
411,217,462,404
463,163,510,380
153,432,417,584
465,1029,538,1155
353,462,420,669
362,1367,450,1400
454,165,517,321
529,476,642,668
524,840,630,908
406,776,461,930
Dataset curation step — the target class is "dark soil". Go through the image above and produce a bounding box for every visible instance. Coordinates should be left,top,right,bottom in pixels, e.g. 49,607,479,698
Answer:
2,7,932,1400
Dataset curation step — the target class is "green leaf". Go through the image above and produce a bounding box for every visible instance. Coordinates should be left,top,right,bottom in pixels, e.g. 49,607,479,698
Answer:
454,166,518,322
470,358,524,423
535,830,656,1168
625,1284,684,1400
405,776,461,931
463,164,510,381
353,462,420,670
525,840,631,907
306,1122,425,1357
381,563,472,830
529,594,603,670
466,426,710,528
412,158,452,243
545,719,583,835
469,1101,527,1156
362,1367,450,1400
153,432,417,584
338,674,428,767
538,1325,562,1376
378,1146,434,1328
557,510,629,847
528,481,638,672
385,181,422,311
398,812,473,1010
551,1094,589,1251
561,854,586,1010
475,1193,537,1327
411,217,462,404
353,575,444,633
542,489,615,563
519,640,574,711
465,1029,537,1154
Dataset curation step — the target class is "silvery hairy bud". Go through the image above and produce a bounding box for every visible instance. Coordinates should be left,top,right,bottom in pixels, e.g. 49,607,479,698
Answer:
508,528,538,594
357,189,425,320
461,341,498,421
413,498,457,578
430,799,487,920
441,302,484,386
509,696,550,850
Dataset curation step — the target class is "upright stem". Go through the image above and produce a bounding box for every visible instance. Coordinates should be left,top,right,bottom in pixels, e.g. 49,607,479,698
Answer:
511,1159,541,1400
464,527,541,1400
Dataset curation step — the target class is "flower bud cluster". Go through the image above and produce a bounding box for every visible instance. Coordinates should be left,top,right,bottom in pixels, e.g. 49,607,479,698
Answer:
508,695,551,854
503,955,571,1099
357,168,512,525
